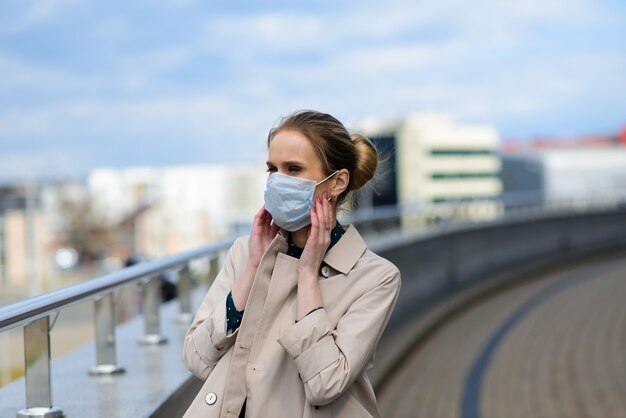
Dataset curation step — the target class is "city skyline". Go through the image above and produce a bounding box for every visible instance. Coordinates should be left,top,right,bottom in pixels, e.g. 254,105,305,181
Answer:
0,0,624,181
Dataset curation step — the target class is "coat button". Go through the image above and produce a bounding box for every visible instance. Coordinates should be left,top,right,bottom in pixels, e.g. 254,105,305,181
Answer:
205,392,217,405
320,265,330,278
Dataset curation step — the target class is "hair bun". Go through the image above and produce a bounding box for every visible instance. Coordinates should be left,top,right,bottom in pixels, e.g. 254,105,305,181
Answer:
350,133,378,190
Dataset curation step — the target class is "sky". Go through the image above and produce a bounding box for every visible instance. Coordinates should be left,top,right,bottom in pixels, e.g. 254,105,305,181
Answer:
0,0,625,181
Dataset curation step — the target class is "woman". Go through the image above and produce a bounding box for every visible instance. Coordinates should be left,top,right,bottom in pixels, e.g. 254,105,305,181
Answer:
181,110,401,418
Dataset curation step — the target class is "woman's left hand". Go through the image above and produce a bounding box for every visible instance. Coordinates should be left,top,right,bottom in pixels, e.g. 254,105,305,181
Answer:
297,192,334,279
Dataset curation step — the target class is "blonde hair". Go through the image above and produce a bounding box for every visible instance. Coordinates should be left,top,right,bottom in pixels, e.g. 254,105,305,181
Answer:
268,110,378,208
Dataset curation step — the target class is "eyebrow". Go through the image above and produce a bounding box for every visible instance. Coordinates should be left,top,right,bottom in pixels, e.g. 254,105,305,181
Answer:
266,160,306,166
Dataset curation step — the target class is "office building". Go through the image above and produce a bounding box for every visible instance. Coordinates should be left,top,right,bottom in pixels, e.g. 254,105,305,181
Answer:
357,113,502,227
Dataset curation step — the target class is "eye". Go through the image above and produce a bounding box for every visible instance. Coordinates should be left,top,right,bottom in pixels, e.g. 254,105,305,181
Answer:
288,165,301,173
266,165,277,173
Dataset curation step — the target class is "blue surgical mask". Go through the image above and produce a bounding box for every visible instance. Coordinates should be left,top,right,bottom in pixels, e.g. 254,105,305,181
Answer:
264,171,338,231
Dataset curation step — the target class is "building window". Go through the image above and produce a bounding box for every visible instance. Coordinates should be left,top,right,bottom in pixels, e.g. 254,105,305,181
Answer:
431,173,496,180
432,195,498,203
430,149,493,156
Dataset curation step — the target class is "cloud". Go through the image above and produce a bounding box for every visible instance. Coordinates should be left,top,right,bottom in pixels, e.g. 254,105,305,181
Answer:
0,0,84,35
0,54,105,102
0,151,83,182
0,96,222,139
0,0,624,179
0,93,277,171
91,17,131,44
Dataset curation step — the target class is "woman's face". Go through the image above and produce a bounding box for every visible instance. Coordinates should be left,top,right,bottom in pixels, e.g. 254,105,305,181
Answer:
266,129,332,199
267,130,350,211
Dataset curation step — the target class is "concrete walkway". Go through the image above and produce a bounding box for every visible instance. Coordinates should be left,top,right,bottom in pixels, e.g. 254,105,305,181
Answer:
377,251,626,418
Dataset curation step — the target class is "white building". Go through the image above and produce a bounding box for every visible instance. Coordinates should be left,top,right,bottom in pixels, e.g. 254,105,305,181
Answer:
88,164,266,258
358,113,502,225
500,147,626,206
0,181,83,290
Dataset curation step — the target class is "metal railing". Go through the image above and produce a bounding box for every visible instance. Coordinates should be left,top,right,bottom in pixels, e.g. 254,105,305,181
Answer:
346,190,626,237
0,237,237,418
2,190,625,417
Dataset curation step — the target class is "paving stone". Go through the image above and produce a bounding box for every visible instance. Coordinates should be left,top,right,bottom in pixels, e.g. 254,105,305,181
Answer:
378,252,626,418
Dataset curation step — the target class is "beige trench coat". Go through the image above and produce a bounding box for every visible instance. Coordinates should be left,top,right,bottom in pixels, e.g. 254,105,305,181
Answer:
181,225,401,418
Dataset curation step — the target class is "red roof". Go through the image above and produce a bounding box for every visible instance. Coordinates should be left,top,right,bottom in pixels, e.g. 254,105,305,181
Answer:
501,129,624,152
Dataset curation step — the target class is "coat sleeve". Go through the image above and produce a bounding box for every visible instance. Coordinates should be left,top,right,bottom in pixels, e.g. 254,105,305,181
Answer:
181,237,245,380
276,264,401,405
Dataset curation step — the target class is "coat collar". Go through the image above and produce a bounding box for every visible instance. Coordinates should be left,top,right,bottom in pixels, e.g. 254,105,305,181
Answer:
276,224,367,275
323,225,367,274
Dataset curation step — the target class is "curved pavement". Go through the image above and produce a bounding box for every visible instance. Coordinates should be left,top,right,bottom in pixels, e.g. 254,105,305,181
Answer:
378,251,626,418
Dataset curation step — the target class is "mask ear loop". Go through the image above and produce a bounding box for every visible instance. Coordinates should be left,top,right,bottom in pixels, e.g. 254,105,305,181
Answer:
318,170,340,202
316,170,339,185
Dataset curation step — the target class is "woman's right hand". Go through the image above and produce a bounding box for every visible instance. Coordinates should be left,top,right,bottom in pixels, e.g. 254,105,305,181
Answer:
248,205,280,267
232,206,279,311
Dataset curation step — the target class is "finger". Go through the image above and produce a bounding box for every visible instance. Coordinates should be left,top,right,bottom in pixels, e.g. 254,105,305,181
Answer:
317,209,327,247
322,194,333,246
319,193,330,236
314,195,324,240
310,204,318,228
260,207,271,222
268,209,279,234
270,221,280,236
324,193,334,229
260,207,275,230
254,205,267,226
316,194,324,225
310,206,319,244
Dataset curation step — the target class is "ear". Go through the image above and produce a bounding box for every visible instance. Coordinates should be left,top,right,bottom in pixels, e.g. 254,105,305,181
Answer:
330,169,350,198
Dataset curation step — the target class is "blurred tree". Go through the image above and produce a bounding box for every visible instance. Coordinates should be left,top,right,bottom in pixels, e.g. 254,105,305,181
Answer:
58,196,114,263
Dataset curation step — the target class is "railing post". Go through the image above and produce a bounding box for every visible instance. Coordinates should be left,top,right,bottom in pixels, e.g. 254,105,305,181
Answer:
208,254,220,285
89,293,125,375
138,276,168,345
17,316,63,418
174,264,193,324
